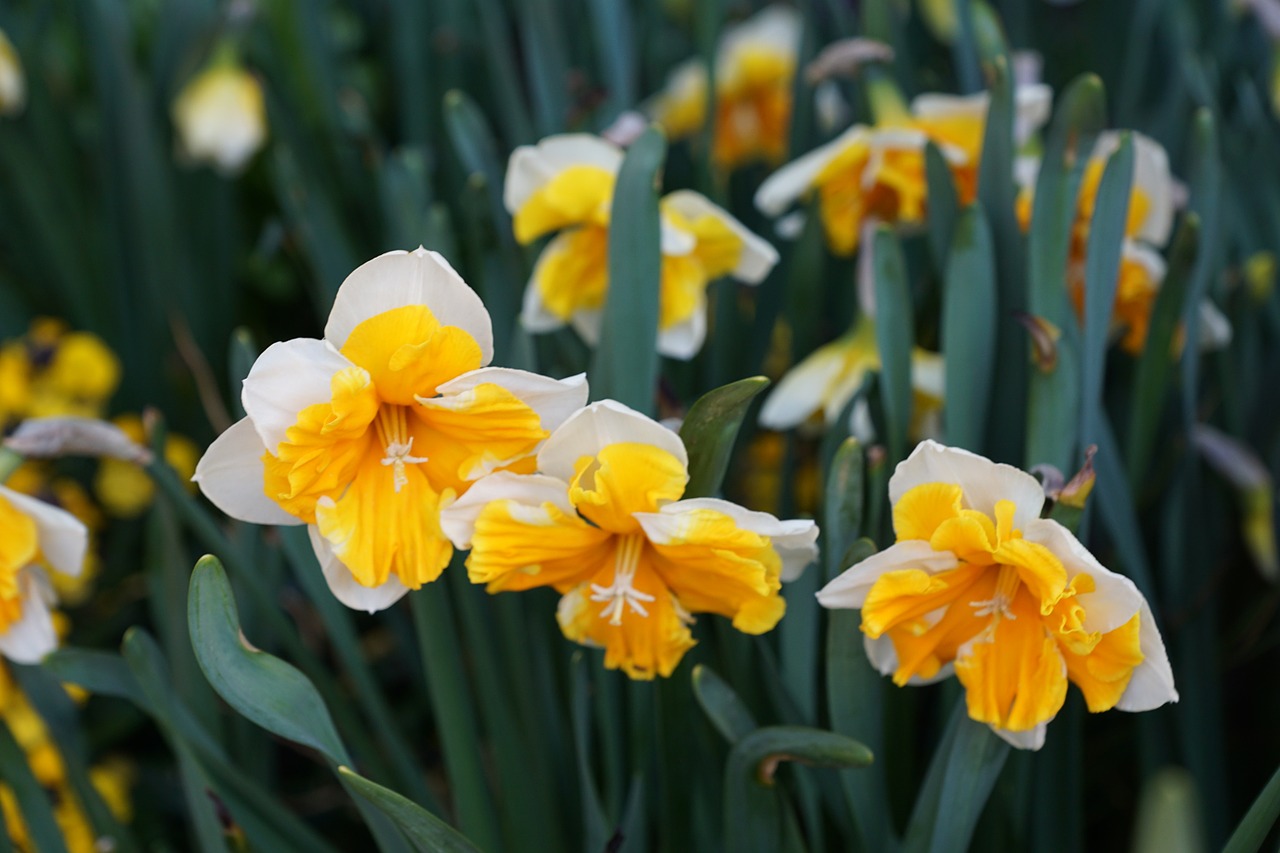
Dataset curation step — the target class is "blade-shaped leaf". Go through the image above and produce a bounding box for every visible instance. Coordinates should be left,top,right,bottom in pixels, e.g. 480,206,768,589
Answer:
680,376,770,498
941,204,996,451
339,767,482,853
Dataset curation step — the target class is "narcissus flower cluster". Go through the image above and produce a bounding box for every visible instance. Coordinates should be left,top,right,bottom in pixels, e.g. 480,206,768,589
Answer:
504,134,778,359
194,248,816,679
756,85,1052,255
818,441,1177,749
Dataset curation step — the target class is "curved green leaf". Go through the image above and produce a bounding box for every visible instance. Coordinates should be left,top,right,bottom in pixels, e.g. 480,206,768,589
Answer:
679,375,770,498
692,664,758,744
590,125,667,414
339,767,482,853
187,555,349,764
872,226,913,464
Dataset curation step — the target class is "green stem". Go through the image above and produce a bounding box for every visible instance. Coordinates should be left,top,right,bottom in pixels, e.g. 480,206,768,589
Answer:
1223,763,1280,853
409,579,501,852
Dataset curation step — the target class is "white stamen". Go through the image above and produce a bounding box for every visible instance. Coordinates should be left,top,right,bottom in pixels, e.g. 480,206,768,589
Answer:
589,535,654,625
381,436,429,493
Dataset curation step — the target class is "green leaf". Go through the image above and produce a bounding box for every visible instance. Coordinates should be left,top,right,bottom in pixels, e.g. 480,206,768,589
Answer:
43,647,146,706
1179,108,1222,429
588,0,636,124
679,376,771,498
187,555,349,764
692,664,759,744
903,700,1009,853
925,142,960,272
1079,133,1134,450
0,716,69,853
1126,216,1199,484
471,0,535,144
590,126,667,414
724,726,874,853
941,204,996,451
570,653,611,853
339,767,483,853
823,440,866,579
1222,763,1280,853
871,226,913,464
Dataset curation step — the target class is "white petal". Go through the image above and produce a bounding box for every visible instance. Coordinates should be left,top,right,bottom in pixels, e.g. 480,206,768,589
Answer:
1093,131,1174,248
430,367,588,433
241,338,352,452
1124,239,1167,282
717,5,802,83
1022,518,1142,635
0,571,57,664
910,90,989,122
1013,83,1053,146
439,471,575,549
661,190,779,283
538,400,688,481
758,343,848,430
1197,299,1232,351
889,440,1046,530
755,125,869,216
990,722,1048,751
816,540,960,609
657,305,707,361
570,307,604,347
1115,599,1179,712
192,418,303,527
521,256,569,333
660,218,698,256
324,248,494,364
911,348,946,403
1015,154,1042,191
849,398,877,444
503,134,624,214
636,497,818,581
863,633,955,685
308,526,410,614
0,487,87,578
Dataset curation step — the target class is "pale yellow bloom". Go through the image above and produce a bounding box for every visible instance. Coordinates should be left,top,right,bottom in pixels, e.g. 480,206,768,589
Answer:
0,29,24,117
758,314,944,439
442,401,818,679
757,85,1052,255
505,134,778,359
818,441,1177,749
172,59,267,175
650,5,801,169
194,248,588,612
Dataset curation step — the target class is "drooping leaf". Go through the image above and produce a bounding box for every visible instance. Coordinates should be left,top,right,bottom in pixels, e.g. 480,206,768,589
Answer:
338,767,483,853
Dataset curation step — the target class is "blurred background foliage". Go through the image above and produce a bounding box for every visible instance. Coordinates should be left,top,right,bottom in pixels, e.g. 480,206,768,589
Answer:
0,0,1279,850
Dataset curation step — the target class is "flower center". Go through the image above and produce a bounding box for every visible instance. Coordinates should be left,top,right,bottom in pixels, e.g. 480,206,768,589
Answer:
969,564,1021,621
373,405,427,494
590,534,655,625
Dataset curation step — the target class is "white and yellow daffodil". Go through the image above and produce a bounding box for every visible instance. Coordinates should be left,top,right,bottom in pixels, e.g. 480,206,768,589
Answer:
0,29,24,117
649,5,801,169
0,486,86,663
505,134,779,359
756,85,1052,255
817,440,1177,749
172,54,267,176
759,314,944,439
441,400,819,679
193,248,588,612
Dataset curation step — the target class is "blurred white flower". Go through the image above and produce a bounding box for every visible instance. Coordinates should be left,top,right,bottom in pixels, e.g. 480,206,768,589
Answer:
172,58,268,176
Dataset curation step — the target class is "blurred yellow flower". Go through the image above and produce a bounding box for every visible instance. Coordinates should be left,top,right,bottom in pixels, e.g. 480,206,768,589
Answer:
0,29,24,117
172,54,267,176
758,314,944,440
505,134,778,358
94,414,199,519
817,441,1178,749
757,85,1052,255
0,484,86,663
649,5,801,169
0,319,120,428
194,248,588,612
442,401,818,679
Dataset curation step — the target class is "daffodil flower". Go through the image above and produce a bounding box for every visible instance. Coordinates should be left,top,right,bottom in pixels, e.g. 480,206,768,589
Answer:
649,5,801,169
0,485,86,663
0,29,24,117
172,54,268,176
756,85,1052,255
505,134,778,359
817,441,1177,749
193,248,588,612
758,314,944,439
440,400,819,680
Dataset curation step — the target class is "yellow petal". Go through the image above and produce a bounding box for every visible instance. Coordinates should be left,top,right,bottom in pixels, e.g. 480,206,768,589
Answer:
955,589,1069,732
892,482,964,542
1063,611,1144,713
467,498,613,593
991,538,1068,613
569,442,688,534
340,305,483,405
929,510,999,565
860,563,989,640
513,165,616,244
